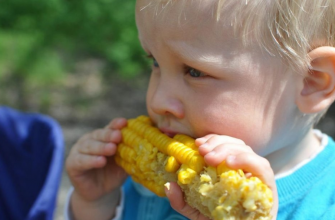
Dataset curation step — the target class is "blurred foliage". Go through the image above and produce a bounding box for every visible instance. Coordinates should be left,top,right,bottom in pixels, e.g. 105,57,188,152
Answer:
0,0,149,111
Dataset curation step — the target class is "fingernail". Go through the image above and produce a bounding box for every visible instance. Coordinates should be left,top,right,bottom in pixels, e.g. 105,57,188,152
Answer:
105,143,114,150
206,151,216,157
111,131,118,140
96,156,104,163
196,137,205,142
199,143,208,150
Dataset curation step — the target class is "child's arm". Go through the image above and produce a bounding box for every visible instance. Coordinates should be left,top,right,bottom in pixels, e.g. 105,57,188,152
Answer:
65,118,128,220
166,134,278,220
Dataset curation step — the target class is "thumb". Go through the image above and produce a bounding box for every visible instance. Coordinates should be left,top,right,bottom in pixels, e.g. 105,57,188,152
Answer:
165,182,209,220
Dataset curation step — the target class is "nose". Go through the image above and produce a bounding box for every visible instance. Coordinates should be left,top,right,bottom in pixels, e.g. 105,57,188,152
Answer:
147,77,184,118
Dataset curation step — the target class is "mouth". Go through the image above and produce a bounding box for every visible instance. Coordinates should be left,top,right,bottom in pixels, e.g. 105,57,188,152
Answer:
158,127,178,138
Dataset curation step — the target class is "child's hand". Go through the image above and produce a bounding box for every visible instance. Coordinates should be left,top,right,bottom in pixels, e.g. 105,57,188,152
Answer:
166,134,278,220
197,134,276,185
165,182,211,220
65,118,128,219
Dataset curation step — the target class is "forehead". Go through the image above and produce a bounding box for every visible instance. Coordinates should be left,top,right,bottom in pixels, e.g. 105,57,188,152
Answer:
136,0,218,26
135,0,241,55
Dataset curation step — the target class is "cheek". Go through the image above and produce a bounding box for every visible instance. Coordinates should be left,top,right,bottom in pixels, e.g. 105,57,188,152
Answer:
146,87,153,112
187,97,273,153
146,73,157,112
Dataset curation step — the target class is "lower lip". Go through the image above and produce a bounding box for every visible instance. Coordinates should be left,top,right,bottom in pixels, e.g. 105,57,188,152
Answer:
159,129,176,138
163,132,175,138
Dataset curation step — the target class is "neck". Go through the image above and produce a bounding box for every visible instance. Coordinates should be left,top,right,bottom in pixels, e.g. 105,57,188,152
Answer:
266,129,322,176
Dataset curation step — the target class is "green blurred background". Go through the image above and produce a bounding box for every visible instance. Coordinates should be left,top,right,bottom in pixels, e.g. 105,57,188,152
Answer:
0,1,334,219
0,0,150,127
0,2,150,218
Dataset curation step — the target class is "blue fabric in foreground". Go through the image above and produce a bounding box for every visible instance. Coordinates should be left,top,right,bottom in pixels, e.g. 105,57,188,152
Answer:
0,106,64,220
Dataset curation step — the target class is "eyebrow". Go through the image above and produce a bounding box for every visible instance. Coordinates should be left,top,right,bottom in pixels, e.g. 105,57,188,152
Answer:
168,41,233,72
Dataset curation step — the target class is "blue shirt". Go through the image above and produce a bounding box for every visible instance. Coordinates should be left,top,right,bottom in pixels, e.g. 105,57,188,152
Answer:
276,135,335,220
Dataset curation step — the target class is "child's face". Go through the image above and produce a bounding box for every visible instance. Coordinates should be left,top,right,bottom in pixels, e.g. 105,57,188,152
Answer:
136,0,305,156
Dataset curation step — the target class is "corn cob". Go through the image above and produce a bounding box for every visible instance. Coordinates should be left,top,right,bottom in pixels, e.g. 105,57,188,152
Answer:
115,116,273,220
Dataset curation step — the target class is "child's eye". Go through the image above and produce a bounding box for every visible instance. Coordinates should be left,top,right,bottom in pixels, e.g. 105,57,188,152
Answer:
153,58,159,68
146,54,159,68
188,68,206,77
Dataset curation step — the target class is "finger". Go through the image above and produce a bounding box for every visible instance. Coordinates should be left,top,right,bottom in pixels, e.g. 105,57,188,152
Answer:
78,140,117,156
165,182,209,220
197,135,246,156
105,118,127,130
203,143,252,166
196,134,245,146
225,153,274,187
66,154,107,174
89,129,122,143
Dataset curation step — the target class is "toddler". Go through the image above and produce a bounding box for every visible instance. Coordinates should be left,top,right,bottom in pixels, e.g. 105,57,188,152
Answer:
65,0,335,219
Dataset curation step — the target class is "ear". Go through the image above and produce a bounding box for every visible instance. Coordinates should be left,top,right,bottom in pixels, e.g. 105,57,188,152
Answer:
296,46,335,113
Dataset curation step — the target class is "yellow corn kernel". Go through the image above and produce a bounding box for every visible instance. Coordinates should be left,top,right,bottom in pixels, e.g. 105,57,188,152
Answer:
178,164,197,184
117,143,136,163
127,118,205,172
165,156,181,173
173,134,198,150
116,116,273,220
217,161,231,175
136,115,153,124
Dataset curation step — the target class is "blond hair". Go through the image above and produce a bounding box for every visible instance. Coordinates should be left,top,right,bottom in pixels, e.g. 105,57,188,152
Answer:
218,0,335,73
146,0,335,72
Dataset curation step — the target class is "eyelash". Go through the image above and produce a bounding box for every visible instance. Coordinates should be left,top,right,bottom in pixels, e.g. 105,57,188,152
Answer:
146,55,206,78
184,66,207,78
146,55,159,68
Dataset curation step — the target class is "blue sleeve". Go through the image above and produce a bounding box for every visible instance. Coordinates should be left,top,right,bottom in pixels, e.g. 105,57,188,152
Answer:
122,177,141,220
122,177,187,220
0,106,64,220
